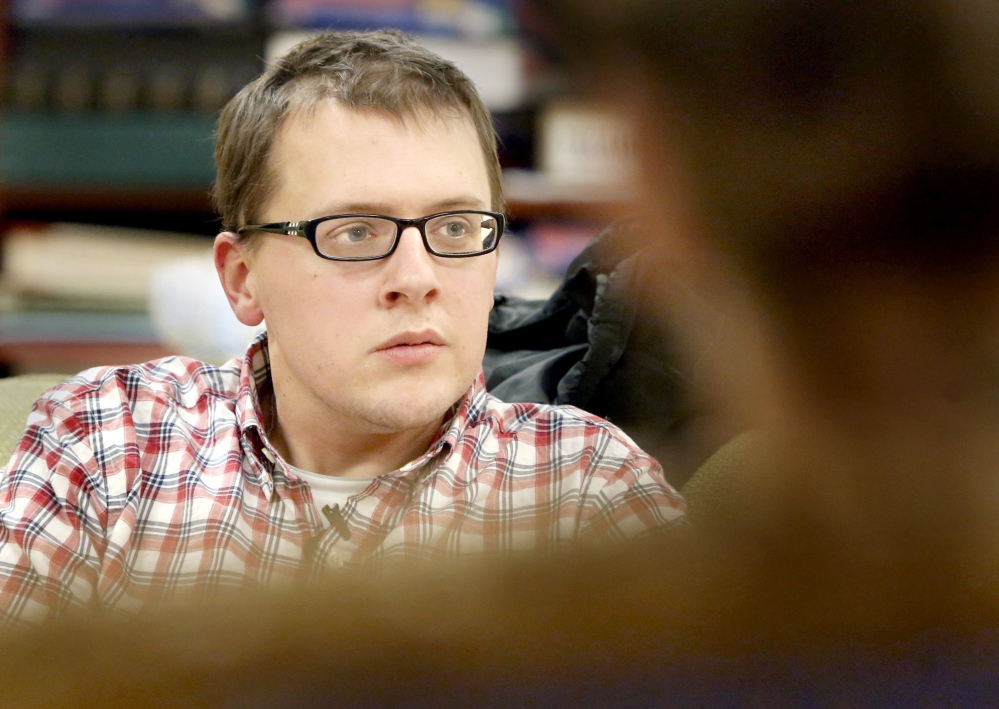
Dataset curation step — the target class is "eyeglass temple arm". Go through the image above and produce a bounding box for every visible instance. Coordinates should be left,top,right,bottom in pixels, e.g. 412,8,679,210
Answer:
236,222,307,237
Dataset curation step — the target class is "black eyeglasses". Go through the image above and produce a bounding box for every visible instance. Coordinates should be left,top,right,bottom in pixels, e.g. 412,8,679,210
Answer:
236,210,505,262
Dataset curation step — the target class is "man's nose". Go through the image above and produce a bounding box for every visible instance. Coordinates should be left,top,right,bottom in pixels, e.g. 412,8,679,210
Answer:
379,226,442,305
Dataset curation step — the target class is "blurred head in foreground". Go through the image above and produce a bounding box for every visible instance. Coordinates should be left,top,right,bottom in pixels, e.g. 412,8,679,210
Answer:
535,0,999,558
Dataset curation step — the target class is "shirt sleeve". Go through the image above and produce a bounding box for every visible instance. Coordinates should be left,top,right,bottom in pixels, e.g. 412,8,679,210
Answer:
0,393,108,627
579,435,688,543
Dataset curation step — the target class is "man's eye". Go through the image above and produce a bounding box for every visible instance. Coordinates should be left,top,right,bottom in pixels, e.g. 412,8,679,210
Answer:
345,226,370,242
440,220,472,237
327,223,379,243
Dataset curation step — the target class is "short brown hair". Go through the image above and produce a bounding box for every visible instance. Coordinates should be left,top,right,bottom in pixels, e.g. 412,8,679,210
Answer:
212,29,503,234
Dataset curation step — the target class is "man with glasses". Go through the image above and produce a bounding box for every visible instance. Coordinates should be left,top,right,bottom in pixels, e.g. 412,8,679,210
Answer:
0,29,684,625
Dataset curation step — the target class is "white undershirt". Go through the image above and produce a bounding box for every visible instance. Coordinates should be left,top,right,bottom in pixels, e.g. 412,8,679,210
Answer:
288,465,374,517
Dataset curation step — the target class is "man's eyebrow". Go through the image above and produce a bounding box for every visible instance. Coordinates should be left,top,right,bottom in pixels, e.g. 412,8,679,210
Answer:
427,196,491,212
312,197,490,217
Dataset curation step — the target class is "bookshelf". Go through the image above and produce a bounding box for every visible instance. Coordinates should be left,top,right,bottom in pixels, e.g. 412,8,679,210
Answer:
0,1,258,374
0,0,629,376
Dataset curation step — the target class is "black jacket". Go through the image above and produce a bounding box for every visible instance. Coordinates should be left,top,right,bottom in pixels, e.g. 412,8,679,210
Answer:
484,220,731,488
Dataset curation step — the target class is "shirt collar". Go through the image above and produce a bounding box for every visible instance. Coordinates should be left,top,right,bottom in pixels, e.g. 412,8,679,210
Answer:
354,372,490,477
236,331,274,454
425,371,490,458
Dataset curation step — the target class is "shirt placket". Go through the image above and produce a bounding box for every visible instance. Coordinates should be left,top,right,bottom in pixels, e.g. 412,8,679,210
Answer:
308,467,429,572
261,448,325,531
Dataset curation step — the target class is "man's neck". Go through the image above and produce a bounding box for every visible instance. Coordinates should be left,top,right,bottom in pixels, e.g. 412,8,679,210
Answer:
269,420,441,479
262,389,443,479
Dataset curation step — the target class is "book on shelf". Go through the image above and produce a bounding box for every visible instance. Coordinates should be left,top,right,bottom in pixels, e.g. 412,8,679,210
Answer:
266,28,525,112
1,222,212,311
265,0,524,112
536,101,637,189
0,114,220,189
0,221,203,367
267,0,515,37
10,0,253,25
0,222,262,371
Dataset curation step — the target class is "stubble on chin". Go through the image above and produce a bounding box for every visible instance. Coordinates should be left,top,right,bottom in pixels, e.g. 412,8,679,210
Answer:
347,382,467,435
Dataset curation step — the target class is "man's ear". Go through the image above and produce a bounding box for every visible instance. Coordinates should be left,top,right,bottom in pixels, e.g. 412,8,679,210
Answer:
214,232,265,326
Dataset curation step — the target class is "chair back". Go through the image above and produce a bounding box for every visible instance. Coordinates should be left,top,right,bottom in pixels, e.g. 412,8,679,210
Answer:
680,431,766,529
0,374,69,465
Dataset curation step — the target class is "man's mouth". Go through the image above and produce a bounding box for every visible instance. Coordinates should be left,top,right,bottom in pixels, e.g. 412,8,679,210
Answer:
374,330,446,365
375,330,445,351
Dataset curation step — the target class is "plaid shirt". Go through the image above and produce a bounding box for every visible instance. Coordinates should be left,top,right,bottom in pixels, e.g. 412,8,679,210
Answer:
0,334,685,625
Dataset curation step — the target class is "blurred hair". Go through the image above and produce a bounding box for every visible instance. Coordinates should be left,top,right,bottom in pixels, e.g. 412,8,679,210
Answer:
534,0,999,497
528,0,999,599
538,0,999,290
212,29,503,235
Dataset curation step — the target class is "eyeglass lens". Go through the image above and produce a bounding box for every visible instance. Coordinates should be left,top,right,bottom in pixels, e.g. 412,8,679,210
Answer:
313,212,500,259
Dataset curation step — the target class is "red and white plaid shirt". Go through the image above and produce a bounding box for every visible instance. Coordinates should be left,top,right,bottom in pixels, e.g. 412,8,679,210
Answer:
0,334,685,625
